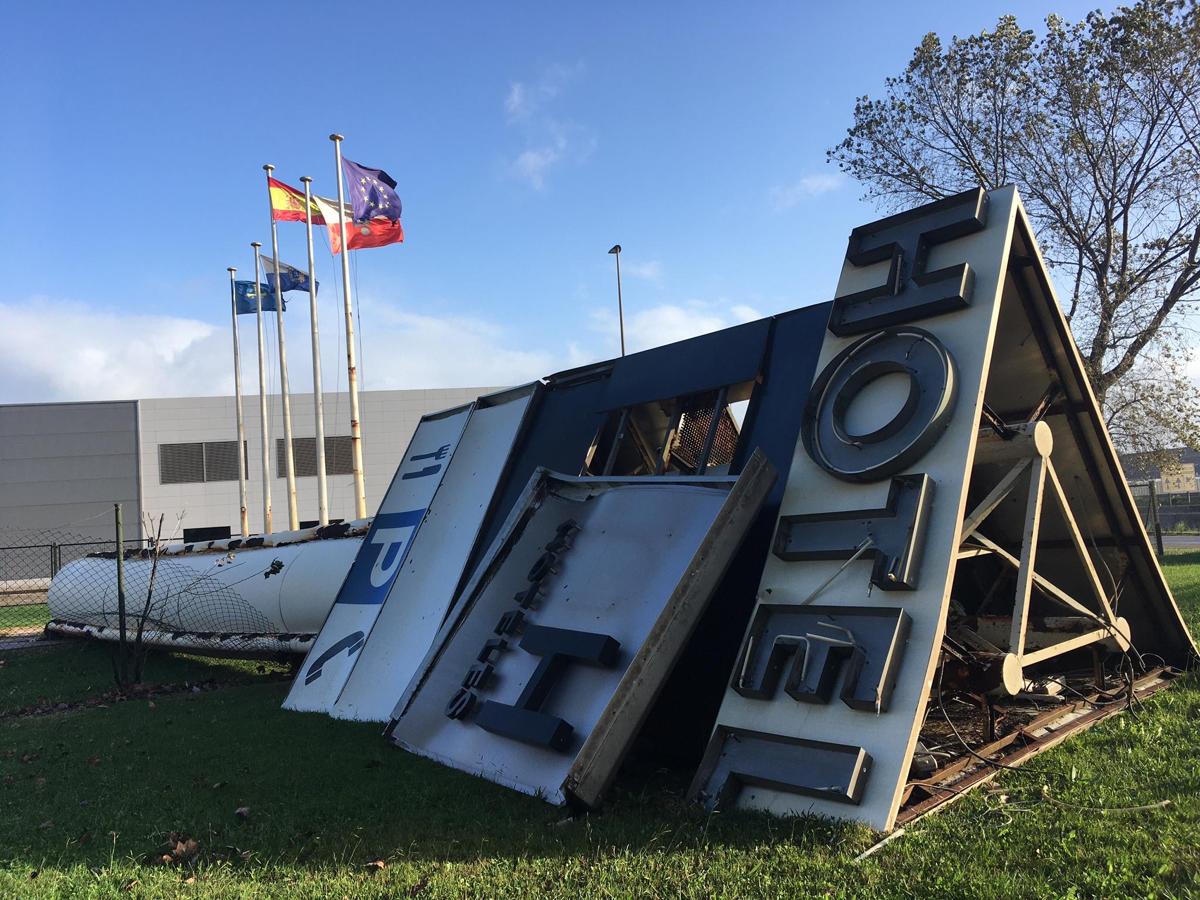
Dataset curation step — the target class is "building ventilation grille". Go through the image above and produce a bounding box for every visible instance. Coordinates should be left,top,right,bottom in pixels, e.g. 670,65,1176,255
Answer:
158,441,246,484
275,436,354,477
203,441,243,482
159,442,204,484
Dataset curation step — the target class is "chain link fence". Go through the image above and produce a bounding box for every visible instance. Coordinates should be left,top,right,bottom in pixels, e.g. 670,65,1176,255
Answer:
0,508,356,656
1128,482,1200,560
0,526,152,637
1131,484,1200,532
10,479,1186,647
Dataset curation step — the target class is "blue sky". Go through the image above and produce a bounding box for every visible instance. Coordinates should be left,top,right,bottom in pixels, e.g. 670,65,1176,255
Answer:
0,0,1103,402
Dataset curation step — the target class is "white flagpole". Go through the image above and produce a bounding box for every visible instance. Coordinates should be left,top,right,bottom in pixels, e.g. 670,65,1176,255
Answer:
330,133,367,520
252,242,273,535
227,266,250,537
300,175,329,526
263,165,300,531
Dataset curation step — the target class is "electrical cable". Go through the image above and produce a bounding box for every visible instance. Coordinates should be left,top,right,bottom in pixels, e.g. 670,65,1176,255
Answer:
934,661,1040,775
1039,794,1172,815
926,658,1173,819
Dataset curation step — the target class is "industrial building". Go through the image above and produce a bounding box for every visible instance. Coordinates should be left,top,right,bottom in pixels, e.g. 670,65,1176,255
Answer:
0,387,491,542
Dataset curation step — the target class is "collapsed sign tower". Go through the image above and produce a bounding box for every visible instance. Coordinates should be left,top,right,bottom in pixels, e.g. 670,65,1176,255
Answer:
284,185,1193,832
690,185,1194,830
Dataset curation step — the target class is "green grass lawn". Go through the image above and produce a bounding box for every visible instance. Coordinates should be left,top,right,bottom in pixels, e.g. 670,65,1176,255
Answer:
0,602,49,633
0,642,290,717
2,559,1198,898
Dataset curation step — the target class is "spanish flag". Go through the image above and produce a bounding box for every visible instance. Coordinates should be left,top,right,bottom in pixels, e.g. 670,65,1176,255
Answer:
267,177,326,224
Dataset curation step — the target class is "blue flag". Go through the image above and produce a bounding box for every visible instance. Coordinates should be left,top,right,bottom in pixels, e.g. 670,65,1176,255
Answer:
261,254,318,295
234,280,284,315
342,157,402,223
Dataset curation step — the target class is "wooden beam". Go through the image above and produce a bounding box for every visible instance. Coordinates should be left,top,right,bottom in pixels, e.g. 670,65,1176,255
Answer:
972,421,1053,467
1043,459,1119,624
956,546,995,560
960,457,1032,539
966,532,1097,620
897,669,1175,826
1010,454,1047,657
1020,626,1114,667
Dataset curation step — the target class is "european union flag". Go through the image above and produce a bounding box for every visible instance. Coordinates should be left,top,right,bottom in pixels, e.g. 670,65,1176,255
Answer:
234,280,284,315
342,157,402,223
261,254,318,295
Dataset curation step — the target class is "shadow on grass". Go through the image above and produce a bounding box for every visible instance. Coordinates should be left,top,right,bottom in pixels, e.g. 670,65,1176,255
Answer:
0,675,867,880
1164,549,1200,566
0,639,290,716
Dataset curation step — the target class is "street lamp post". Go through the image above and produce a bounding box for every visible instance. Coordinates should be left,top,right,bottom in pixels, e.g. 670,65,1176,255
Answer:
608,244,625,357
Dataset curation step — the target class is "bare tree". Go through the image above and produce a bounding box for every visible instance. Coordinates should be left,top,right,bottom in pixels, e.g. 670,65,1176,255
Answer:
130,514,166,684
113,512,181,689
828,0,1200,460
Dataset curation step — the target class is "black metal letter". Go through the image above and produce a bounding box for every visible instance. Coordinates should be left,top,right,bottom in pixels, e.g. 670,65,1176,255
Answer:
802,328,957,483
475,624,620,752
731,604,911,712
829,187,988,335
690,726,872,810
773,474,933,590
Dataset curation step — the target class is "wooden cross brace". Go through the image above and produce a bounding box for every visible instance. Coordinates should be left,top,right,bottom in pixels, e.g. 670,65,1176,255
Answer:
957,422,1131,694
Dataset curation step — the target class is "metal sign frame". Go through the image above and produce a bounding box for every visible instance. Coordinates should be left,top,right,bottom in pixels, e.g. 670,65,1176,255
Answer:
389,452,776,808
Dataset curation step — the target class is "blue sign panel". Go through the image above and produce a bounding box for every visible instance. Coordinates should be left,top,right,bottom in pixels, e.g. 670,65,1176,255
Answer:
336,508,426,605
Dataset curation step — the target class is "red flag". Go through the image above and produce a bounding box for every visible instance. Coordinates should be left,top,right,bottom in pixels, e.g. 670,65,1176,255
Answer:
313,195,404,254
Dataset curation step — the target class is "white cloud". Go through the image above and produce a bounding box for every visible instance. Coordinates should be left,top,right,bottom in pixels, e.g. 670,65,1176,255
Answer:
505,63,591,190
504,62,582,121
0,298,228,402
504,82,531,120
0,294,769,406
770,172,845,210
0,296,560,404
357,299,556,388
589,300,764,355
508,124,596,191
621,260,663,283
510,131,569,191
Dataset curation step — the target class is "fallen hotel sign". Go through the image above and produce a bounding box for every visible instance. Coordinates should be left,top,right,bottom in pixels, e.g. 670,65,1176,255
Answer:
689,185,1194,830
273,184,1193,831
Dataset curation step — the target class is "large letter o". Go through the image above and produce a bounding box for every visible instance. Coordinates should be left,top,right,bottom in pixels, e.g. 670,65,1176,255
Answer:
802,327,957,482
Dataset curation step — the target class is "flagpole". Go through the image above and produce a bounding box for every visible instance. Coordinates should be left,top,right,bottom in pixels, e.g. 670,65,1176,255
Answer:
300,175,329,526
252,242,273,535
264,165,300,531
227,266,250,537
330,133,368,520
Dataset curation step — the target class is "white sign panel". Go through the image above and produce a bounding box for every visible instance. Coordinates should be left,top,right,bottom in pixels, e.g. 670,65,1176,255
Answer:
389,458,774,808
691,186,1019,829
283,404,473,713
330,386,537,721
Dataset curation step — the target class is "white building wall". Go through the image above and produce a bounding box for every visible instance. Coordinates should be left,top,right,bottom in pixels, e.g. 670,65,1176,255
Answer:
138,387,494,538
